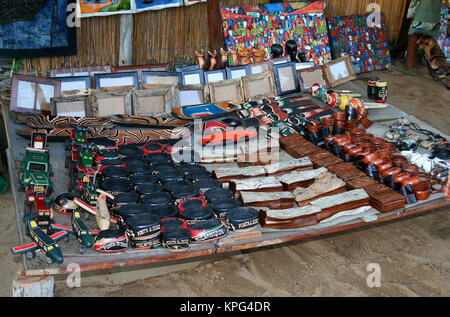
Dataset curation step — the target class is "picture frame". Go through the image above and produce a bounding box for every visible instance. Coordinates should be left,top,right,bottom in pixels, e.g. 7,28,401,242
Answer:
49,66,112,78
175,65,200,72
270,56,291,66
52,76,91,93
112,64,170,83
297,66,329,93
112,63,169,72
91,90,133,117
226,65,250,79
94,71,139,90
141,71,182,86
321,56,356,87
175,84,210,107
295,62,315,70
209,78,245,104
132,84,177,116
248,61,273,75
242,71,277,101
181,69,205,85
272,62,299,95
50,95,91,117
204,69,227,83
10,74,61,114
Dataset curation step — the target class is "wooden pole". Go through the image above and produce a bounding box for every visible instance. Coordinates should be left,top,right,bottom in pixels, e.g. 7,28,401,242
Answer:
119,14,134,66
207,0,224,68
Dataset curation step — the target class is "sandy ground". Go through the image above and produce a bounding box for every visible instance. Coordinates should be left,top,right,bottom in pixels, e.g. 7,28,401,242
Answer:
0,60,449,297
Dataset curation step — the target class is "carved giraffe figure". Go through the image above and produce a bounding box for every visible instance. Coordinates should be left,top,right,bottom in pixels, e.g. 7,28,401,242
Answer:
208,50,217,71
195,49,206,70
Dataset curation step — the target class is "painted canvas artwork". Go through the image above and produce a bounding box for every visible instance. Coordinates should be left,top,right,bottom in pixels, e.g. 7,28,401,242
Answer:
219,1,331,66
436,6,449,63
0,0,76,58
327,13,391,74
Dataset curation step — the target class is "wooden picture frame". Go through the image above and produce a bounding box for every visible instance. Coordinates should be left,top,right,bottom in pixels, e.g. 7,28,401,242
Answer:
242,71,277,101
226,65,250,79
322,56,356,87
181,69,205,85
50,95,91,117
175,84,210,107
49,66,112,78
112,64,169,83
94,71,139,90
272,62,299,96
204,69,227,83
209,78,245,104
52,76,91,92
270,56,291,66
295,62,315,70
10,74,61,114
132,84,177,116
141,71,182,86
91,90,132,117
112,63,169,72
175,65,200,72
248,61,273,75
297,67,329,93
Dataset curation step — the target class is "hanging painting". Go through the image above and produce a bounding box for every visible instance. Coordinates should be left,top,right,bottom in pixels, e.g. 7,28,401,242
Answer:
0,0,77,58
135,0,182,12
77,0,133,18
219,1,331,66
327,12,391,74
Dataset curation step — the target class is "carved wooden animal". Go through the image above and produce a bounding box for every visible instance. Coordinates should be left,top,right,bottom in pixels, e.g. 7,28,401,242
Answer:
238,45,253,65
220,48,231,67
196,50,206,70
252,47,267,63
230,48,239,66
208,50,218,71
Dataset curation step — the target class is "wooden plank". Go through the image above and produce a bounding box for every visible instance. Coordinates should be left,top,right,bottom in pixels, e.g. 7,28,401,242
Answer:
207,0,225,68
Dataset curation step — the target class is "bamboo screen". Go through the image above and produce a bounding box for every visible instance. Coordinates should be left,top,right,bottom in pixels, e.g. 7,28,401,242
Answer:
24,0,408,76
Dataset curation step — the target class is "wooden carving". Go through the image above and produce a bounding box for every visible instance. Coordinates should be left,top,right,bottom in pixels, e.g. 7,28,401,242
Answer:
229,176,283,193
208,50,218,71
196,50,206,70
240,191,295,209
238,45,253,65
230,48,239,66
293,171,347,206
252,47,267,63
276,167,328,191
220,48,231,68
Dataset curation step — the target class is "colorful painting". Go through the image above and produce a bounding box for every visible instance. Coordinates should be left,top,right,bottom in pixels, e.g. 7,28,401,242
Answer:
436,6,450,63
327,13,391,74
219,1,331,66
135,0,182,12
0,0,77,58
77,0,133,17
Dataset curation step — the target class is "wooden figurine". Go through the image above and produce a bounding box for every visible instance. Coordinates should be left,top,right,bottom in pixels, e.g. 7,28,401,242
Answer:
208,50,218,71
230,48,239,66
238,45,253,65
252,47,267,63
196,49,206,70
220,48,231,68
